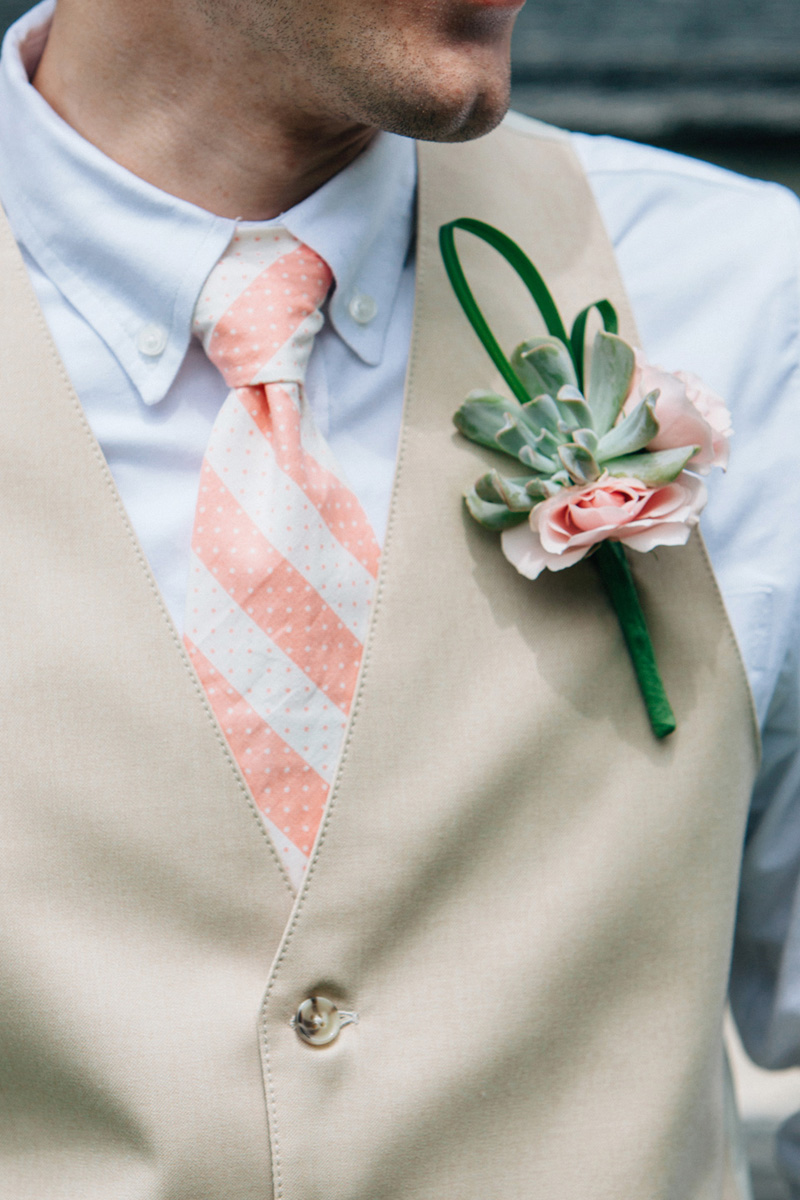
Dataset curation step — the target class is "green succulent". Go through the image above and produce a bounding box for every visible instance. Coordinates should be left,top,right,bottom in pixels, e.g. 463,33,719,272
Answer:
455,331,699,531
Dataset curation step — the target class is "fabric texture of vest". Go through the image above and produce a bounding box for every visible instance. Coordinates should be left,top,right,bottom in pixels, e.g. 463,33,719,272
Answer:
0,117,758,1199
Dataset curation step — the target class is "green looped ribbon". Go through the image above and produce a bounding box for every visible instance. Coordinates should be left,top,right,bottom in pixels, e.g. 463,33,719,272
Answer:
439,217,676,740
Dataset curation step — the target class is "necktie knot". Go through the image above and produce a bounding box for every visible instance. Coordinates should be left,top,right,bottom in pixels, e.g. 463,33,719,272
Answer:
193,226,332,390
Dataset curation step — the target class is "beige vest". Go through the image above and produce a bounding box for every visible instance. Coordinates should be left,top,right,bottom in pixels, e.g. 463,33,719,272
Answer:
0,118,758,1199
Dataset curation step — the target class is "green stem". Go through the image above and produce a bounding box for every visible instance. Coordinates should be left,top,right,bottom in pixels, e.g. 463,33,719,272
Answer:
592,542,676,739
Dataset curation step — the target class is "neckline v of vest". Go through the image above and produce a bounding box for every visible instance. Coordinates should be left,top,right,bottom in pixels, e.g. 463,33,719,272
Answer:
0,126,660,918
0,123,758,934
0,126,614,930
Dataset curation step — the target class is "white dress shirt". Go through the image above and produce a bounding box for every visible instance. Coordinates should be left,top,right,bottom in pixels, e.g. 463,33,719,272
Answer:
2,2,800,1191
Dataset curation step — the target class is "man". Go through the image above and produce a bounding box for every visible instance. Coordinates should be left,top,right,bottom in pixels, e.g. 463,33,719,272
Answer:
0,0,798,1197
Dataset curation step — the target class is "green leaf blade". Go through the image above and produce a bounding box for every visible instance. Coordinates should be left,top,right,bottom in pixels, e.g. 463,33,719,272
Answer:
465,489,531,531
602,446,699,486
453,391,519,450
587,332,636,437
511,337,578,401
518,394,562,435
475,471,538,513
596,396,658,461
558,444,601,485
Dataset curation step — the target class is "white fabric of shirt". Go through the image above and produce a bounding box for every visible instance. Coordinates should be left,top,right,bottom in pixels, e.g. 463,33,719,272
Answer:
2,3,800,1190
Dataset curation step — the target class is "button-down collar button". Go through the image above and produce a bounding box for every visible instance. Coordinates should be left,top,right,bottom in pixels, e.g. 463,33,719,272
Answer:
348,291,378,325
292,996,358,1046
137,322,168,357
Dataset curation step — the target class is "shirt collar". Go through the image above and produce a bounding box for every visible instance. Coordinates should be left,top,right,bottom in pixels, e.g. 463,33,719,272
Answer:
267,130,416,368
0,0,417,405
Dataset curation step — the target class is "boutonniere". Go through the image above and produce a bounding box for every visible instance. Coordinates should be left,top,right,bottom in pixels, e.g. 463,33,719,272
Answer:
439,218,732,739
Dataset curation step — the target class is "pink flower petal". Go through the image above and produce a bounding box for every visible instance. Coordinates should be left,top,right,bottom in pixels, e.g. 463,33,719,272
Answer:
505,473,707,578
626,352,732,473
501,521,589,579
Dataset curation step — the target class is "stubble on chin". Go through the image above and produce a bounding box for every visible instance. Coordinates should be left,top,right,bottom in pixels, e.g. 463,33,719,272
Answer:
319,49,514,144
360,82,512,143
197,0,515,144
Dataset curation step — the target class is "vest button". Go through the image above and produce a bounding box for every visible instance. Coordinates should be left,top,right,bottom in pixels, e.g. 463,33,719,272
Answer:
292,996,358,1045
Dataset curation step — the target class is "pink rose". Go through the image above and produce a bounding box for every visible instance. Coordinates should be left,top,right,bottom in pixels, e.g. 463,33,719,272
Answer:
501,474,707,580
627,352,732,473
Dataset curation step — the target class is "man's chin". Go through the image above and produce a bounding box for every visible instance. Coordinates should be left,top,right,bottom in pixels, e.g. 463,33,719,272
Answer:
428,95,511,142
363,83,511,144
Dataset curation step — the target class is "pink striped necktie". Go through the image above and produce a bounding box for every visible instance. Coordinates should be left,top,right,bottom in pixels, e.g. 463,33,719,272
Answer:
187,227,380,890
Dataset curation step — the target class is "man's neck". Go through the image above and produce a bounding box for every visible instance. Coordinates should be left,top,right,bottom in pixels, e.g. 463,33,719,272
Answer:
32,1,377,219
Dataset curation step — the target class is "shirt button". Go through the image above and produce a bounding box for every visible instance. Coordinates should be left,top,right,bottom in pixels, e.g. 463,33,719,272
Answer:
137,322,168,357
348,292,378,325
291,996,358,1046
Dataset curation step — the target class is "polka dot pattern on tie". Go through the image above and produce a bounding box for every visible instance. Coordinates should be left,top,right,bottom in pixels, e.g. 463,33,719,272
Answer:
186,227,380,892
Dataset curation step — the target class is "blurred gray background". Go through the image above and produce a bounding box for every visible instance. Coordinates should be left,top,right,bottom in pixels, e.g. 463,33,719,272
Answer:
510,0,800,194
2,0,799,1195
